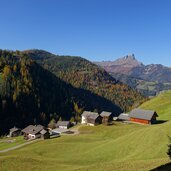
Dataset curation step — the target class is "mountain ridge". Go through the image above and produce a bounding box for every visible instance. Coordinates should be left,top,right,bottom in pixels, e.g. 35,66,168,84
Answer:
94,54,171,96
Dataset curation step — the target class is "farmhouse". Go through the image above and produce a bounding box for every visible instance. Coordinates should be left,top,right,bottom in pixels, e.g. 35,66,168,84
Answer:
81,111,102,126
22,125,46,140
9,127,21,137
117,113,130,121
100,111,113,125
56,121,71,129
129,109,158,124
81,111,91,124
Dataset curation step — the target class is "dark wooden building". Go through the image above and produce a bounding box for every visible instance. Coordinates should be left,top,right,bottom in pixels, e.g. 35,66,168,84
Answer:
9,127,21,137
86,112,102,126
40,129,50,139
129,109,158,124
100,111,113,125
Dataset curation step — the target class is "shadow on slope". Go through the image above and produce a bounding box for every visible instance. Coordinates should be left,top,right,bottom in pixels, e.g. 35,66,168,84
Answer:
41,64,122,117
150,162,171,171
155,120,168,124
0,62,122,135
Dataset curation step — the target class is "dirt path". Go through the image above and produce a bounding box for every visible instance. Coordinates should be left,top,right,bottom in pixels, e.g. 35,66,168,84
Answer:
0,139,39,153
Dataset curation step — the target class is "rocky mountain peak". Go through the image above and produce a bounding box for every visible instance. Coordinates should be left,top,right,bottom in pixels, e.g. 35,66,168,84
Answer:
94,54,144,75
113,54,143,67
124,54,135,60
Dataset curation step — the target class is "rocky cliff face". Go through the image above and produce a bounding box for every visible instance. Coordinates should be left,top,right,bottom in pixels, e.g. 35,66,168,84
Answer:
95,54,144,74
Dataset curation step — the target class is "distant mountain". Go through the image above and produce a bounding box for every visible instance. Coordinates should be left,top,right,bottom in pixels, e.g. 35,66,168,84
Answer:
95,54,143,74
95,55,171,96
0,50,145,134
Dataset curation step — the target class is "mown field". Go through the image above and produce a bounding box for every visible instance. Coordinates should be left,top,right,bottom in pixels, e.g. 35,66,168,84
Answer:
0,91,171,171
0,136,25,151
140,90,171,120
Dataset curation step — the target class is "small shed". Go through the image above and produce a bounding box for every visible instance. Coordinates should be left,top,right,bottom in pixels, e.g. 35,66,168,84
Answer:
129,109,158,124
9,127,21,137
117,113,130,121
100,111,113,125
40,129,50,139
56,121,71,129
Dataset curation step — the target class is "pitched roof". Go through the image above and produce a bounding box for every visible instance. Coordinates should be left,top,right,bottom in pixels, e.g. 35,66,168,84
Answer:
82,111,91,117
118,113,130,121
129,109,158,120
22,125,44,135
100,111,112,117
56,121,70,127
52,128,68,134
87,113,99,120
22,125,34,133
40,129,47,135
82,111,99,119
10,127,21,133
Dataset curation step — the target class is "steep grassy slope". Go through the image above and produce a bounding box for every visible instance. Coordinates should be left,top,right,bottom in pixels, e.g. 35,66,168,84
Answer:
140,90,171,120
0,122,171,171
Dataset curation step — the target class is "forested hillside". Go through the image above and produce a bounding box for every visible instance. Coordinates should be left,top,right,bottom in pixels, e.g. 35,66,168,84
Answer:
23,50,145,112
0,50,145,134
0,50,121,134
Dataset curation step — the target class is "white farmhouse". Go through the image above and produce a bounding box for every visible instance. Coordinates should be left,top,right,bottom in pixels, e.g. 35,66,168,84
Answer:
56,121,71,129
81,111,90,124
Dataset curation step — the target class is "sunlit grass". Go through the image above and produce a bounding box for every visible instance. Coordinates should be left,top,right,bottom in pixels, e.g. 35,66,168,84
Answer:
1,91,171,171
0,136,25,151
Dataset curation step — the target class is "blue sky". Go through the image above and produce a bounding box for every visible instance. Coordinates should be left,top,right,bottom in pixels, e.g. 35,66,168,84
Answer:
0,0,171,65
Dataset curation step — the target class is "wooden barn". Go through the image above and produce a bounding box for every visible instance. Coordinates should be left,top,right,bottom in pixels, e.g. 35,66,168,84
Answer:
40,129,50,139
81,111,102,126
86,113,102,126
129,109,158,124
9,127,21,137
100,111,113,125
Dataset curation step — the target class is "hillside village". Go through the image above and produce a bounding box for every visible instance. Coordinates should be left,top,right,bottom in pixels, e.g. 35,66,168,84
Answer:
2,89,171,171
8,108,158,141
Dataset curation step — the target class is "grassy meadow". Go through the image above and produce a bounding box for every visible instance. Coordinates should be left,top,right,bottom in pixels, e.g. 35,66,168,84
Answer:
0,136,25,151
1,91,171,171
140,90,171,120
